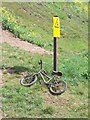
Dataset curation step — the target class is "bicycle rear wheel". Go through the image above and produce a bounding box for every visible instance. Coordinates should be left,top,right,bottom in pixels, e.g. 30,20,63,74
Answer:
49,80,67,95
20,74,37,87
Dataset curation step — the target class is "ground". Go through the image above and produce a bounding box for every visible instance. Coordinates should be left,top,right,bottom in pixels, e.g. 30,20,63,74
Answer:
0,29,88,118
0,69,3,119
0,29,53,119
1,30,52,55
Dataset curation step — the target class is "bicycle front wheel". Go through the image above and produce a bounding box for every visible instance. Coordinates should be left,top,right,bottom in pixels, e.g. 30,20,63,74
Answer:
49,80,67,95
20,74,37,87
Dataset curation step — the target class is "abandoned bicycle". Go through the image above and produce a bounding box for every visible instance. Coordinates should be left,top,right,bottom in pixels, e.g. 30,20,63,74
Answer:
20,60,67,95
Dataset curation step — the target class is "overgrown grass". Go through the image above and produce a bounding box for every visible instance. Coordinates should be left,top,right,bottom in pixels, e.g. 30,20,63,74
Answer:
0,43,88,118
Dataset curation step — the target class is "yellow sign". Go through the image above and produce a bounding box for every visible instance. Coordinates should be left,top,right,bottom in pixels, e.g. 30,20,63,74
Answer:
53,16,60,38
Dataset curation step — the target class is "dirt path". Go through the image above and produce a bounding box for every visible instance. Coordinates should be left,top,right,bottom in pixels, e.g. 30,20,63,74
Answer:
0,30,52,55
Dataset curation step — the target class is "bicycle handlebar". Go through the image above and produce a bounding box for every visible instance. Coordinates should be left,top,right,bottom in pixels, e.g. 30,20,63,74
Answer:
38,59,42,69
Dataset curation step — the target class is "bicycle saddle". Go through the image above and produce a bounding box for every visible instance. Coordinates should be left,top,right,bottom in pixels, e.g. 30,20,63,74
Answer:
52,71,62,76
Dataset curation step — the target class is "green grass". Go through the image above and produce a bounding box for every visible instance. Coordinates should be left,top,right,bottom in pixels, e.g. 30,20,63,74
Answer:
1,2,88,52
1,43,88,82
0,43,88,118
1,2,88,118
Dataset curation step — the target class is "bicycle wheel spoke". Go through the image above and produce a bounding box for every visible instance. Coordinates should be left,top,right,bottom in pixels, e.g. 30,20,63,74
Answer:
51,85,57,92
20,74,37,87
49,79,67,95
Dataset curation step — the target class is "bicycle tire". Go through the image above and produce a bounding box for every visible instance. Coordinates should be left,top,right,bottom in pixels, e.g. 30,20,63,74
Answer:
20,74,37,87
49,80,67,95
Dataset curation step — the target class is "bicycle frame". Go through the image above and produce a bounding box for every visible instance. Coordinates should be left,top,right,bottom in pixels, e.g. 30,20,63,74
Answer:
37,69,55,85
20,60,67,95
38,60,57,84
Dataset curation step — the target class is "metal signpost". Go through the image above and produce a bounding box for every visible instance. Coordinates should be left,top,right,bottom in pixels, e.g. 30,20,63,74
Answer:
53,16,60,72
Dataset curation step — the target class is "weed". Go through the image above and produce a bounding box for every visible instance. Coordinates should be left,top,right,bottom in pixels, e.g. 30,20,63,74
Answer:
42,106,54,115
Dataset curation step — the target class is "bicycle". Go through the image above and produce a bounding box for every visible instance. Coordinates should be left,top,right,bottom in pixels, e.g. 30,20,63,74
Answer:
20,60,67,95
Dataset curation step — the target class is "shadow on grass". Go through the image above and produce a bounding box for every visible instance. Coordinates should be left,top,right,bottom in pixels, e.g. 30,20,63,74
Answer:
1,65,30,74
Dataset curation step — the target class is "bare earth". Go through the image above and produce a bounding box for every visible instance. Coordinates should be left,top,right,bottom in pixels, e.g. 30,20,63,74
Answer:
1,30,52,55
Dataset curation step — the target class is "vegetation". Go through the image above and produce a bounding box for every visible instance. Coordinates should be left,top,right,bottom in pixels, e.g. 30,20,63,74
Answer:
1,2,88,51
0,42,88,118
0,2,88,118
